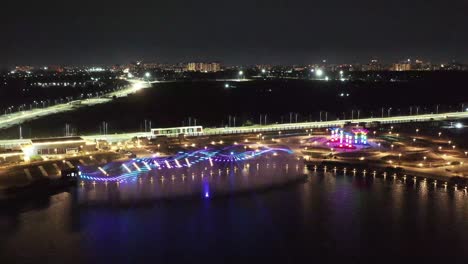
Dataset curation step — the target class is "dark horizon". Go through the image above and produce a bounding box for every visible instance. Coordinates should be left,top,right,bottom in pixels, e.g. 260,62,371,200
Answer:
1,0,468,66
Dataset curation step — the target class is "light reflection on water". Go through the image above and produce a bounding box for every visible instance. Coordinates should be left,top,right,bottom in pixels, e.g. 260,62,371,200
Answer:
76,153,305,205
2,161,468,263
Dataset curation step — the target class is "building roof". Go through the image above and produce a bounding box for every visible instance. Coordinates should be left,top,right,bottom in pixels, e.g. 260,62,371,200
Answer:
31,136,85,145
0,150,24,157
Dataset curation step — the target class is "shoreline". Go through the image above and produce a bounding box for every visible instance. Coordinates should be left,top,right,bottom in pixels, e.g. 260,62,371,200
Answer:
304,159,468,186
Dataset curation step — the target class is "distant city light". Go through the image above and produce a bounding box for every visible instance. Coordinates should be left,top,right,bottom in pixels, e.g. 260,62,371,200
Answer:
455,122,463,129
88,67,105,72
310,69,315,73
238,70,243,75
224,83,229,88
325,76,329,81
261,69,266,73
315,69,323,77
145,72,151,78
339,70,344,75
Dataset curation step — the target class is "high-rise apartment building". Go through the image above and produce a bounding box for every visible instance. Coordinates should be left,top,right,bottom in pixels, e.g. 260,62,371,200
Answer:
186,62,221,72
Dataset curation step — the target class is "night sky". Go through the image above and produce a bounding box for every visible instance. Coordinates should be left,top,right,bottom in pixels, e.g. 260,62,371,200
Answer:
1,0,467,66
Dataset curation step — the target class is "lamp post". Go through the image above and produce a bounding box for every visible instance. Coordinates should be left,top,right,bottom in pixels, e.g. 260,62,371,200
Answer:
145,72,151,84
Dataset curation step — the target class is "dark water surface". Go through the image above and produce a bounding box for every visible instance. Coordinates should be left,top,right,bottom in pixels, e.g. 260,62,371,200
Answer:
2,155,468,263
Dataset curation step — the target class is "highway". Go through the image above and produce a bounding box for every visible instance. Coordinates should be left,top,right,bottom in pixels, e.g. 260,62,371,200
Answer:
0,79,152,130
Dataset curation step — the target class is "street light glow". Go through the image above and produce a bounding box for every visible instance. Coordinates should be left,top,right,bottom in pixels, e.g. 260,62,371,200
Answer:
315,69,324,77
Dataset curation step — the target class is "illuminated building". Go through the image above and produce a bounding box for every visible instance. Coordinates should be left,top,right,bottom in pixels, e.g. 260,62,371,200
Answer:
151,126,203,137
256,64,272,71
392,62,411,71
0,150,24,164
21,137,96,159
15,65,35,72
362,59,383,71
186,62,221,72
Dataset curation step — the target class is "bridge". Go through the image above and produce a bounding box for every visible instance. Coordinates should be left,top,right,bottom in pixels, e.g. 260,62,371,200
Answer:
1,111,465,148
78,111,468,141
195,111,468,137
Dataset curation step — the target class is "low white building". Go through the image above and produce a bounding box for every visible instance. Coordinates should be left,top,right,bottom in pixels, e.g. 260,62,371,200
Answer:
21,137,96,160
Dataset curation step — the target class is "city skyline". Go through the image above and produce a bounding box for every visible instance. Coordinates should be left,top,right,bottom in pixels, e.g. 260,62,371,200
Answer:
7,58,467,73
5,57,468,67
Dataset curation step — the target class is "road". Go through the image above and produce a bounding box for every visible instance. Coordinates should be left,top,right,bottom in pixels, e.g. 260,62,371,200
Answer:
0,79,152,130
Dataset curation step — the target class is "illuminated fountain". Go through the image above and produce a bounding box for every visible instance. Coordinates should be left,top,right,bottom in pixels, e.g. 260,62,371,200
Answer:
77,145,294,183
328,127,369,149
73,145,302,202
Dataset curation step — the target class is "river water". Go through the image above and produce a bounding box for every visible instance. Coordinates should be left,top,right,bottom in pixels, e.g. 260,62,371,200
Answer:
1,150,468,263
